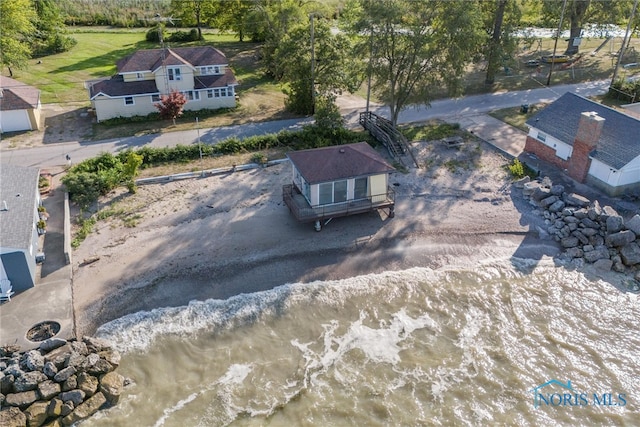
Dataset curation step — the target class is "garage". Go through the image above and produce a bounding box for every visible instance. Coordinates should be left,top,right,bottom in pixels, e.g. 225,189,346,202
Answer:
0,76,41,133
1,109,32,132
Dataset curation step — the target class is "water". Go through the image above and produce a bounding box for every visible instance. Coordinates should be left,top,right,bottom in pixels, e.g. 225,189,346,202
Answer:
91,259,639,426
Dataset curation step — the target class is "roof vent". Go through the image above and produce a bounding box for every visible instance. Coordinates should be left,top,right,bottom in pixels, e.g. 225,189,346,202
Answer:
339,148,345,153
1,201,7,211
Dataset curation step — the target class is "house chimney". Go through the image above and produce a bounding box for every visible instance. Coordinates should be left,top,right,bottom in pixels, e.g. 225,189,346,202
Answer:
567,111,605,183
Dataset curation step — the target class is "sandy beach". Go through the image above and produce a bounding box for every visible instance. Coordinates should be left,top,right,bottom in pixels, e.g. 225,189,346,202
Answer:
71,139,557,337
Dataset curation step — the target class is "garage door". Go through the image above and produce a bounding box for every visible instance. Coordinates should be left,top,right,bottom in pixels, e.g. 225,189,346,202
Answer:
1,110,32,132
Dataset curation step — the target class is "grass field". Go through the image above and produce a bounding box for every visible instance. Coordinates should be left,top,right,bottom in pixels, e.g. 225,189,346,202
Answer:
5,28,640,142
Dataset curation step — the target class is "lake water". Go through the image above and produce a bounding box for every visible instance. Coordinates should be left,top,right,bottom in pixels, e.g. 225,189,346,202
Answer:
91,258,639,426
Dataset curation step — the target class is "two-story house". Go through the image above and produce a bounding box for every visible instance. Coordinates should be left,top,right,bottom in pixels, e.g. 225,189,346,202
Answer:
87,46,238,122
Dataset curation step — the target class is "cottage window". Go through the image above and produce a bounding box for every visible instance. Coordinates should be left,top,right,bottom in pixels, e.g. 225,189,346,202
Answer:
124,97,134,105
194,91,200,101
319,180,347,205
214,89,220,98
214,66,220,74
220,88,227,97
152,94,161,102
168,67,181,81
354,177,368,200
207,89,213,98
538,132,547,142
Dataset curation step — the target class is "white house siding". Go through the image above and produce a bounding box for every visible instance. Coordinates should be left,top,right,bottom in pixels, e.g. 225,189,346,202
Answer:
588,158,614,185
589,155,640,187
527,127,573,160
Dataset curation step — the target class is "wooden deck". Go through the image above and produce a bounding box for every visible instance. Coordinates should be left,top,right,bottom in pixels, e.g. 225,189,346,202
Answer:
282,184,395,224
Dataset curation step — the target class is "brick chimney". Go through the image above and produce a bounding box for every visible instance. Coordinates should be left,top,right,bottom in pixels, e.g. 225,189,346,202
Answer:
567,111,605,183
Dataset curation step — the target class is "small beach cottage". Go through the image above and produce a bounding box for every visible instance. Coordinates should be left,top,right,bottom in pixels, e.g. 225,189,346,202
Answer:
0,164,42,293
283,142,396,231
0,76,42,133
86,46,238,122
523,92,640,196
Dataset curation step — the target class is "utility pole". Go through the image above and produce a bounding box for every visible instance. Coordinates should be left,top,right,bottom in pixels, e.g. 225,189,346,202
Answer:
612,0,639,85
196,117,204,177
547,0,568,86
310,13,316,115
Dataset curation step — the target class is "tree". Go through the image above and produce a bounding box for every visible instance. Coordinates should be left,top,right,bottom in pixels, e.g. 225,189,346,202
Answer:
32,0,77,56
212,0,254,41
274,18,361,115
155,90,188,125
0,0,36,75
483,0,522,85
349,0,484,126
170,0,217,40
122,151,144,193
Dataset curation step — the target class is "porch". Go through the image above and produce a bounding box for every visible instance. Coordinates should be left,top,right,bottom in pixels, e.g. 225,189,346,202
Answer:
282,184,395,224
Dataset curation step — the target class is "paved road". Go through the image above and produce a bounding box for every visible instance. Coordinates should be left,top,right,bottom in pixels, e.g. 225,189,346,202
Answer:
1,80,610,168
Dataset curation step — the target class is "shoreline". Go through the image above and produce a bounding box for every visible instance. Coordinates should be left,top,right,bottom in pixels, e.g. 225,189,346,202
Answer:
71,144,560,336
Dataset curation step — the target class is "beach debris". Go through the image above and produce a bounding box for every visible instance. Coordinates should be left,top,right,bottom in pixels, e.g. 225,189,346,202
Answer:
79,257,100,267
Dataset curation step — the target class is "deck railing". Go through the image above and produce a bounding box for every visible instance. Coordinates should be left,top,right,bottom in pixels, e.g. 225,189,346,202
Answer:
282,184,395,223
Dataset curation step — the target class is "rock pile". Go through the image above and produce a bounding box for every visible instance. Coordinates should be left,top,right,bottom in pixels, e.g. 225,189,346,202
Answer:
0,336,125,427
517,176,640,285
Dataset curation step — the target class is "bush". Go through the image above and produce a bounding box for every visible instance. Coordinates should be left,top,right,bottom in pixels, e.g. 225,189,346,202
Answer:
508,158,526,179
167,30,201,42
146,25,165,43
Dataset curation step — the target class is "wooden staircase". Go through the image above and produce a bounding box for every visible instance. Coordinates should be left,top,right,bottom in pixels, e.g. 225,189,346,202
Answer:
359,111,419,168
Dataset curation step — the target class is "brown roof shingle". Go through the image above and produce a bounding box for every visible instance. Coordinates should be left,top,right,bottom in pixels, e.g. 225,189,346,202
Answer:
117,46,228,73
0,76,40,111
287,142,396,184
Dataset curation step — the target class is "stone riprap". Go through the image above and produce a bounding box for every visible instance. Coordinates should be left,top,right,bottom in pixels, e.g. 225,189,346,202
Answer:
518,176,640,288
0,336,125,427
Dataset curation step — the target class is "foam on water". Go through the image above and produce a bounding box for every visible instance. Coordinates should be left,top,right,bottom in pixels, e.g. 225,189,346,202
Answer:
91,260,640,426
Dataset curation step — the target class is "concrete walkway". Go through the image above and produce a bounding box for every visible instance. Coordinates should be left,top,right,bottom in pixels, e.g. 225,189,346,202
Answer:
0,172,74,350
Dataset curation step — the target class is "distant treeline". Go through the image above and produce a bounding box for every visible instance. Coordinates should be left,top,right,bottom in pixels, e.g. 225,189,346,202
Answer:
59,0,171,27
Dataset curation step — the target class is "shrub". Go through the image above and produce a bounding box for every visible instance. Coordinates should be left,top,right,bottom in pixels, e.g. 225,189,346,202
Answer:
508,158,525,179
146,25,165,43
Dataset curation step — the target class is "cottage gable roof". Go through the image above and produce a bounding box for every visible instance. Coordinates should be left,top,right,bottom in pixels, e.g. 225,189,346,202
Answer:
0,76,40,111
0,164,39,251
526,92,640,170
117,46,228,74
287,142,395,184
89,78,159,99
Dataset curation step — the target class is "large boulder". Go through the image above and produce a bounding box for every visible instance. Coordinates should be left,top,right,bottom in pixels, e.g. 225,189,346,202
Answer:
593,259,613,271
43,362,58,379
24,401,49,427
5,390,39,409
39,338,67,353
53,367,76,384
605,230,636,248
620,242,640,266
20,350,45,372
625,214,640,235
82,337,112,353
584,246,610,263
77,373,98,398
549,200,566,213
61,392,106,426
561,237,580,248
47,398,64,417
44,345,72,370
98,350,121,369
37,380,61,400
58,389,85,407
531,186,552,201
606,214,624,234
99,372,124,405
540,195,559,208
0,407,27,427
564,193,590,207
581,218,600,229
14,371,47,392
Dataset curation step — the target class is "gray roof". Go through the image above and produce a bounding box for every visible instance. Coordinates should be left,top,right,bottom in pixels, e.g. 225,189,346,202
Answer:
0,164,39,251
287,142,395,184
526,92,640,170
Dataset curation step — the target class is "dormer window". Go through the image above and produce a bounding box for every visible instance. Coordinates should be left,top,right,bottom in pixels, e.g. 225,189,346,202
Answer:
136,72,144,80
200,66,221,75
537,132,546,142
168,67,181,81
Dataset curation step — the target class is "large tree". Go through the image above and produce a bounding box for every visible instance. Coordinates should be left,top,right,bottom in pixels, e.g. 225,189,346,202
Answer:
349,0,484,125
274,18,361,114
32,0,77,56
483,0,522,85
0,0,36,75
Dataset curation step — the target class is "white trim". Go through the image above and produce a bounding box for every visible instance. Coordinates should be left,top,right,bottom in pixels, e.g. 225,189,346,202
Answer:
124,96,135,106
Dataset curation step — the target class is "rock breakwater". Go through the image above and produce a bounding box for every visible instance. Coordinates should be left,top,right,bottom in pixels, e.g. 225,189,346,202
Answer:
517,176,640,288
0,336,126,427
